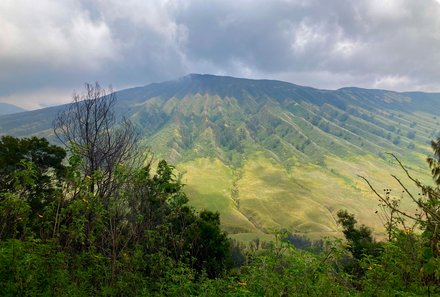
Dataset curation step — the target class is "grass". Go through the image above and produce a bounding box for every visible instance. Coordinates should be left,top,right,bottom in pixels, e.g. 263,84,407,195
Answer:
5,79,439,242
176,150,434,240
144,97,437,241
177,158,264,236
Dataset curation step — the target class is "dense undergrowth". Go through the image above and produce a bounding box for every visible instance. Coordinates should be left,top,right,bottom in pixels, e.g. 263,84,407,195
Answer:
1,134,440,296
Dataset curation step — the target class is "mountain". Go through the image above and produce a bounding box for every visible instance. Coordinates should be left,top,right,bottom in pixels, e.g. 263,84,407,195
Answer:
0,102,26,116
1,74,440,240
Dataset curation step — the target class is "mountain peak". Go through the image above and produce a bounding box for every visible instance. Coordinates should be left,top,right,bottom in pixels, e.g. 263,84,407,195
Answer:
2,74,440,237
184,73,216,80
180,73,286,84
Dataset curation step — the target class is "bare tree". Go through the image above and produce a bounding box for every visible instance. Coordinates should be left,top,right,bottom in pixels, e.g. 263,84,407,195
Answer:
53,82,139,198
360,153,440,257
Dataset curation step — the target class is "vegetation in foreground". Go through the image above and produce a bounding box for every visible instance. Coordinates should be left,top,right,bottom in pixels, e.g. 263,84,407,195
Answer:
1,134,440,296
1,84,440,296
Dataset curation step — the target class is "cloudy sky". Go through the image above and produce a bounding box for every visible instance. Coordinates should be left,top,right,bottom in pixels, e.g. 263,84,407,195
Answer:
1,0,440,109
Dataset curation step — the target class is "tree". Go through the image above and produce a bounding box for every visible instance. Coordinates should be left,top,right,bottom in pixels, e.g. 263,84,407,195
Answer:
0,135,66,191
427,137,440,185
336,210,380,260
0,135,66,207
361,152,440,258
0,136,66,239
183,210,231,277
359,143,440,291
53,82,139,199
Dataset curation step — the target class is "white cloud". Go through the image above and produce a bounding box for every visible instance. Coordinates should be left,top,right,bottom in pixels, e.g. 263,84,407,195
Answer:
291,21,327,53
2,0,440,110
0,0,117,72
364,0,410,21
373,75,413,90
332,39,362,58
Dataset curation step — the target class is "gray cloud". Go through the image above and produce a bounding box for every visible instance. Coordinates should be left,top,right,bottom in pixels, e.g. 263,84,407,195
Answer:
1,0,440,109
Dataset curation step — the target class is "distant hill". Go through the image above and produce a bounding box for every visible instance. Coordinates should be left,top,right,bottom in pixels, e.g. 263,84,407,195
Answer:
0,102,26,116
1,74,440,239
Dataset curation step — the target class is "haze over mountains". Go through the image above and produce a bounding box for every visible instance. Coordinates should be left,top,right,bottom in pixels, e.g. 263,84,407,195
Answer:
1,74,440,239
0,103,26,116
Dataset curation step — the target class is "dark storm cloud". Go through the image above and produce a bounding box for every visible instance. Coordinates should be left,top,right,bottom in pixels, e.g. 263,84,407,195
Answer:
177,0,440,90
1,0,440,109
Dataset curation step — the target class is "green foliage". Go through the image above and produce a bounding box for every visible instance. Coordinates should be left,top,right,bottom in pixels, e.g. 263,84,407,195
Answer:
0,135,232,295
0,136,66,240
183,210,231,277
358,231,429,296
427,137,440,185
0,136,65,199
356,139,440,295
336,209,439,295
0,193,31,239
4,133,440,296
221,233,355,296
336,210,381,261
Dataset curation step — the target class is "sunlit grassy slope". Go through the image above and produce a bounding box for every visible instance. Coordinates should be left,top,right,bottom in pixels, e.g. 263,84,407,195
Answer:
1,74,440,240
176,152,432,241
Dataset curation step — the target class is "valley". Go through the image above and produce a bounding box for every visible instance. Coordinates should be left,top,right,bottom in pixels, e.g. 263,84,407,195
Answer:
1,74,439,240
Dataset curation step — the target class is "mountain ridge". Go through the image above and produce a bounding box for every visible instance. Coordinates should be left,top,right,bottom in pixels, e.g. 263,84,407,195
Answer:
1,74,440,239
0,102,27,116
2,73,440,116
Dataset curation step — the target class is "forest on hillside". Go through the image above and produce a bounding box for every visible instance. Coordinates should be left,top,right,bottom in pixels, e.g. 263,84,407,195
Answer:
1,84,440,296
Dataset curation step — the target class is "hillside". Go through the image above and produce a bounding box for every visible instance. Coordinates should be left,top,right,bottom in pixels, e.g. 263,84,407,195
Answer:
1,74,440,239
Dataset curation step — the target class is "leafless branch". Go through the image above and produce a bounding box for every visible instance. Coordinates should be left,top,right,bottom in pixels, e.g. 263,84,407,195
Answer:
358,175,421,222
53,82,141,199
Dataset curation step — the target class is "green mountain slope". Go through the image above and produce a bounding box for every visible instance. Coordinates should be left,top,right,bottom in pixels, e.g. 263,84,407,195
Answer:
1,74,440,239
